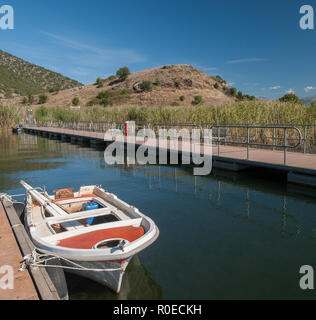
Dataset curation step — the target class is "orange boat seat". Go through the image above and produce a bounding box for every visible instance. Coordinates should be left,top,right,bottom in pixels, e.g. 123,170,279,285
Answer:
57,226,145,249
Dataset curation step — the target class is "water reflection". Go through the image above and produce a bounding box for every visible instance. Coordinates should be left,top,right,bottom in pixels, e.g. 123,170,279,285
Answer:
2,130,316,299
67,256,162,300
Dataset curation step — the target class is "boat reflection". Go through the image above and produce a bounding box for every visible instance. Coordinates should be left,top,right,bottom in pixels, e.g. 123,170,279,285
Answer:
66,255,162,300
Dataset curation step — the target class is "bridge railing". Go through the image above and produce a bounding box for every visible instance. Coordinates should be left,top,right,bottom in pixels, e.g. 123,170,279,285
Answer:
29,121,316,165
205,124,302,165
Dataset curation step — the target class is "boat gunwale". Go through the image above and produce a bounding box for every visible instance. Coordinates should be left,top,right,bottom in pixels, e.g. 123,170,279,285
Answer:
24,184,160,262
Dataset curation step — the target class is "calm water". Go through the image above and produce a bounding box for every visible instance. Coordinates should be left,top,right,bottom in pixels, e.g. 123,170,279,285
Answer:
1,130,316,300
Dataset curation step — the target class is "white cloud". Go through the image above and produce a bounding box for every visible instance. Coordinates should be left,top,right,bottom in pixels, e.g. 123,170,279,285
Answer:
304,86,316,93
269,86,281,90
227,58,267,64
194,65,217,72
41,31,145,68
285,88,295,94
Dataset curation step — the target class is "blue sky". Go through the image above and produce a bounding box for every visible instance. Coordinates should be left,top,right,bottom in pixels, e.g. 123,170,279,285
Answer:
1,0,316,98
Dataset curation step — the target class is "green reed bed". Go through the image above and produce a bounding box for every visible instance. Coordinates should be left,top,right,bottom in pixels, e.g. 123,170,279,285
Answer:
0,105,20,128
34,102,316,125
33,102,316,152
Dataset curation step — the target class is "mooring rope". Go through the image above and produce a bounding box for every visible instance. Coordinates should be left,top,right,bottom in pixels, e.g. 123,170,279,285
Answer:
20,248,124,273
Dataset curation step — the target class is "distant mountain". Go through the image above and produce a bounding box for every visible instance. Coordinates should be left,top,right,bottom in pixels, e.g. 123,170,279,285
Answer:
301,95,316,105
0,50,82,98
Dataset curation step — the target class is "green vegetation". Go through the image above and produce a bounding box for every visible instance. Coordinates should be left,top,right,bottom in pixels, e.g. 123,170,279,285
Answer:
0,105,20,127
174,81,180,88
192,96,203,105
0,50,82,97
48,87,60,94
279,93,302,104
88,89,132,107
139,81,152,92
28,94,34,104
107,75,116,81
72,97,80,106
214,83,219,89
171,102,180,107
154,78,161,86
39,95,48,104
116,67,131,82
33,101,316,126
229,87,237,97
180,96,185,102
96,77,103,88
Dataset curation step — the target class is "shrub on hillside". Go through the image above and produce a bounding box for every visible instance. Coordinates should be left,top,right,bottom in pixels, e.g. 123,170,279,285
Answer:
139,81,152,92
214,83,219,89
72,97,80,106
192,96,203,105
38,94,48,104
96,91,111,107
49,87,60,94
174,81,180,88
28,94,34,104
116,67,131,82
96,77,103,88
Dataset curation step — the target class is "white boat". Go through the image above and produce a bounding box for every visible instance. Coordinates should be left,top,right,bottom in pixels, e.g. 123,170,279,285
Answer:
21,181,160,293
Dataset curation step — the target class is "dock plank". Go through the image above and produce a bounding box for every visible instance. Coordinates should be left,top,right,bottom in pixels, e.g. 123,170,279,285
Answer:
0,203,39,300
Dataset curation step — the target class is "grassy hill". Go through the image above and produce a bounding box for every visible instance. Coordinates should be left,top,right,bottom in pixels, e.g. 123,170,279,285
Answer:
0,50,82,98
6,64,239,107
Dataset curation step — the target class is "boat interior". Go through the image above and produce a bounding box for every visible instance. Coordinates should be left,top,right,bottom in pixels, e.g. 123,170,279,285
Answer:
30,186,146,249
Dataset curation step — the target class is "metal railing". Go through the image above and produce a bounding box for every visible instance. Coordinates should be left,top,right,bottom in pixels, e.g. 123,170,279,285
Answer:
25,121,315,166
206,124,302,165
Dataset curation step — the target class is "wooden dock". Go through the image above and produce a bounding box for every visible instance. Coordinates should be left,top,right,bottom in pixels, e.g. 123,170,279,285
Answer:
24,126,316,188
0,202,38,300
0,198,64,300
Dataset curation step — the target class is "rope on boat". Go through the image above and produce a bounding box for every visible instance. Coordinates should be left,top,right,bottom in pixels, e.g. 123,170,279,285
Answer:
19,248,124,273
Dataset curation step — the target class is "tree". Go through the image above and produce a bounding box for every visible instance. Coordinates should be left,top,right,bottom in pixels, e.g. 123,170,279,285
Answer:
237,91,243,100
116,67,131,82
214,83,219,89
229,88,237,97
279,93,302,104
96,77,103,88
38,95,48,104
96,91,111,107
72,97,80,106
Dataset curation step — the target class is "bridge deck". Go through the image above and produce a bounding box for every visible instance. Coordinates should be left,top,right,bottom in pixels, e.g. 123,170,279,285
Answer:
26,126,316,175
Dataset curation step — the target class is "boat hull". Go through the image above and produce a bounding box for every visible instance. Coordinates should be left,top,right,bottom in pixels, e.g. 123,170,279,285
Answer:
61,258,132,293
